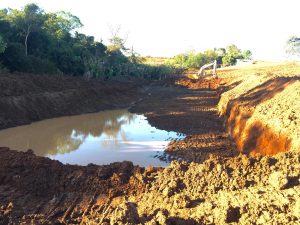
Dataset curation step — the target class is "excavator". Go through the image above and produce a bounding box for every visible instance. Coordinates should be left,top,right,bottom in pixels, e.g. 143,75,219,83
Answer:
197,59,217,78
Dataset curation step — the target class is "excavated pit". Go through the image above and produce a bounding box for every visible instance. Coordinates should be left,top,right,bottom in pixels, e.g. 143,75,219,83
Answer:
0,64,300,224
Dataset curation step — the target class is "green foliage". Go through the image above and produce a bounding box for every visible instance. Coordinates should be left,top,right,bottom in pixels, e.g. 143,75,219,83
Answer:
0,34,6,53
286,36,300,56
169,45,252,69
0,34,7,72
242,50,252,60
1,42,29,71
44,12,82,40
222,44,243,66
0,42,57,74
169,51,210,69
168,49,218,69
2,3,253,79
107,26,128,53
7,4,46,56
0,3,178,79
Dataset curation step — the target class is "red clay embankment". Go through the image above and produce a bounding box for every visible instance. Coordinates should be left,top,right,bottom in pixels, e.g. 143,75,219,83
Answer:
218,62,300,156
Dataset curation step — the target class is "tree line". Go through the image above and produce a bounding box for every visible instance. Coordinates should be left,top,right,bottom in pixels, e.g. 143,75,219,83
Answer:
0,3,179,79
0,3,258,79
168,45,252,69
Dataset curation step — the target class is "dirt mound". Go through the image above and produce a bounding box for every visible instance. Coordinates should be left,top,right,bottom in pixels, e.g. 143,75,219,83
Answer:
175,77,222,90
0,147,149,224
124,152,300,224
2,148,299,224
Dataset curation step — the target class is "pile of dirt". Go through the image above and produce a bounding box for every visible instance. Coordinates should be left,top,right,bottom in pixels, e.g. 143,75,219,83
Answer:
175,77,222,90
2,148,299,224
122,152,300,224
0,147,149,224
0,73,148,129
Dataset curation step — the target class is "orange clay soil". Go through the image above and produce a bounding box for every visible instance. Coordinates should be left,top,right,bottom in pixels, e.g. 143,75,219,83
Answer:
0,63,300,224
218,62,300,155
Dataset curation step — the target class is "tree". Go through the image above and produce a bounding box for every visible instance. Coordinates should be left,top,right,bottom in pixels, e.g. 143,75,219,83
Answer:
222,44,243,65
0,34,6,53
0,3,179,78
107,25,129,53
222,54,235,66
226,44,242,57
8,3,45,56
128,46,141,64
242,50,252,60
45,11,82,40
286,36,300,56
216,48,226,57
204,49,218,62
216,48,226,65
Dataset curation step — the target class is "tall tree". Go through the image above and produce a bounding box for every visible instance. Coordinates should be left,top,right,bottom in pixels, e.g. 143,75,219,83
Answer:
8,3,45,56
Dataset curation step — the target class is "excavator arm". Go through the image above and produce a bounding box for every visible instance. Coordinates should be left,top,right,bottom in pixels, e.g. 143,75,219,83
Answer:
198,60,217,78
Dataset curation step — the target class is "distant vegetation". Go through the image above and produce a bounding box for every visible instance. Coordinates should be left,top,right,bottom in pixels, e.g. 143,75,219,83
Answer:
168,45,252,69
0,3,253,79
0,3,179,79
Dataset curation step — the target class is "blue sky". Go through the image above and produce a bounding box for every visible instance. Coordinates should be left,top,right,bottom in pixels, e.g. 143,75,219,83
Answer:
1,0,300,60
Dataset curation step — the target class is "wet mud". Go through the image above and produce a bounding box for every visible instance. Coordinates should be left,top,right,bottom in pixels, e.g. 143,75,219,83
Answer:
0,74,299,224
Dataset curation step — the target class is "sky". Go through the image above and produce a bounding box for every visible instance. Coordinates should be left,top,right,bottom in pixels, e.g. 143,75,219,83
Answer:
1,0,299,60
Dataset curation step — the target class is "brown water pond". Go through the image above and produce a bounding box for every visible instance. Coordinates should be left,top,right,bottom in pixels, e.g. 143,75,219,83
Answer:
0,109,184,167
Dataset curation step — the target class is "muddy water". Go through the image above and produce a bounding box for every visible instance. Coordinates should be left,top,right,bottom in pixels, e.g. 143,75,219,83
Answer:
0,109,184,167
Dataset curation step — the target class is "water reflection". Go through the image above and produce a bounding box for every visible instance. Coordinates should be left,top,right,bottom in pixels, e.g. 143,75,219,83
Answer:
0,109,183,167
0,110,134,155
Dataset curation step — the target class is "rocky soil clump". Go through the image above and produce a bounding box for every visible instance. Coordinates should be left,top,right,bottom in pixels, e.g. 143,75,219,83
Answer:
82,152,300,224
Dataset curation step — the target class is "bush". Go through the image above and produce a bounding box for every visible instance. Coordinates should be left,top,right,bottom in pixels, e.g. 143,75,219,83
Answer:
27,56,59,74
168,51,215,69
0,42,58,74
0,34,6,53
0,43,31,72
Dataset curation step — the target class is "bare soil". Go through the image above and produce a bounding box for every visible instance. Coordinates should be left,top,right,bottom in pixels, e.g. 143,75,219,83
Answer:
0,66,300,224
131,78,238,163
0,73,147,129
